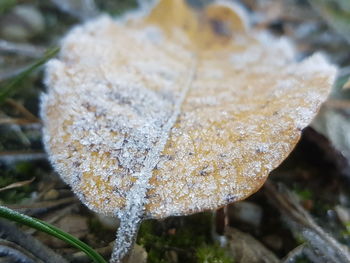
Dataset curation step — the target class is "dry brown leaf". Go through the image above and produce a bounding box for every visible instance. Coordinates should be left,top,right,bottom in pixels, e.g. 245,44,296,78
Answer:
41,0,336,261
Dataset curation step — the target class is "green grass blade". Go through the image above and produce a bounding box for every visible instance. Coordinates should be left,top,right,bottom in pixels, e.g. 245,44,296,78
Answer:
0,205,107,263
0,46,59,103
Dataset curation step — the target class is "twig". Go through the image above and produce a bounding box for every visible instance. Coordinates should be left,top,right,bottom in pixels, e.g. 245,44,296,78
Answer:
283,244,305,263
303,246,328,263
0,239,42,263
282,244,324,263
0,219,68,263
6,98,41,122
0,177,35,192
264,181,350,263
0,117,40,125
212,207,229,247
215,207,228,236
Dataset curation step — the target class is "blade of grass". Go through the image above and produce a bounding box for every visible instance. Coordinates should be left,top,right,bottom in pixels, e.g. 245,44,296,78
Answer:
0,205,107,263
0,46,59,103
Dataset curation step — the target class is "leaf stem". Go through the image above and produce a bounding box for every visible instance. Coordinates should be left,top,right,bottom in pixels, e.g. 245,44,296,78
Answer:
111,213,143,263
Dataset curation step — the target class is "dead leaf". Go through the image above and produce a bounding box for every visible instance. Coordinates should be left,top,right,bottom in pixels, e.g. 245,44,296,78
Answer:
41,0,336,261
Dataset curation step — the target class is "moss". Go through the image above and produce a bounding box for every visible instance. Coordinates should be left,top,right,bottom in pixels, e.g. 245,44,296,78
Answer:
195,244,233,263
137,212,232,263
294,188,313,201
294,233,306,245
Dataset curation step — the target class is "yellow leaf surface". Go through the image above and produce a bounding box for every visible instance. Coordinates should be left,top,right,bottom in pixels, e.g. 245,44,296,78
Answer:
41,0,336,260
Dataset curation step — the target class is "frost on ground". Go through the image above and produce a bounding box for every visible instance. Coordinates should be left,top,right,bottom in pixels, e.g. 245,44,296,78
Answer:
40,0,336,261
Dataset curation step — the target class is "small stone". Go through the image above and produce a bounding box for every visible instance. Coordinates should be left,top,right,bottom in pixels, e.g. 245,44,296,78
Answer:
225,227,280,263
228,201,263,227
43,189,59,200
128,244,147,263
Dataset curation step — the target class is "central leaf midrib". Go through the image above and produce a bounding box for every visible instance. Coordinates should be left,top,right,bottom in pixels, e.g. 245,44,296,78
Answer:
111,54,198,262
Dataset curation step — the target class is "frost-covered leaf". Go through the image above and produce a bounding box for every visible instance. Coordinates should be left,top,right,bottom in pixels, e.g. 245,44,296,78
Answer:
41,0,336,261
